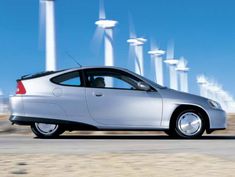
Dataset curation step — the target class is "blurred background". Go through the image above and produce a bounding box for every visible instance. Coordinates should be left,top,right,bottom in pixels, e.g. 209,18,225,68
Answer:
0,0,234,134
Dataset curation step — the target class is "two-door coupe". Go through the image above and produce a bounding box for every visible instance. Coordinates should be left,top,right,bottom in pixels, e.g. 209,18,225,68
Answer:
9,67,227,138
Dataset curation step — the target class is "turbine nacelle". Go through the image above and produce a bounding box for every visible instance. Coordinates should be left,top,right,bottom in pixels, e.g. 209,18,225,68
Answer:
197,75,208,85
164,59,179,65
40,0,55,2
176,57,189,72
176,67,189,72
95,19,118,29
127,38,147,46
148,49,165,56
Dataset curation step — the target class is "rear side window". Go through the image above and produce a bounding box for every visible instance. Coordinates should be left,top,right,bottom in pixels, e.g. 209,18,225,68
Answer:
51,71,82,87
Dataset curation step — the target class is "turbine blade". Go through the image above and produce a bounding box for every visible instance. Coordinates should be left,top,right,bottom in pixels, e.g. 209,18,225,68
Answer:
90,27,104,54
99,0,106,19
178,57,188,68
167,41,174,59
39,0,46,50
150,38,158,51
128,13,136,38
128,45,135,71
128,45,134,62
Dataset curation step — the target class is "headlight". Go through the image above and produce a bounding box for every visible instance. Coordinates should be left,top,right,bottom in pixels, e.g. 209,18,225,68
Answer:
208,100,222,109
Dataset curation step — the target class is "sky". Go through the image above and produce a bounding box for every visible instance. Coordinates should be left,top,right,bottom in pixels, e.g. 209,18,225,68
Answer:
0,0,235,96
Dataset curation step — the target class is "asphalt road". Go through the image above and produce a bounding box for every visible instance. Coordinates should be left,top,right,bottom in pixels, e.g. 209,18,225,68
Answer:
1,135,235,159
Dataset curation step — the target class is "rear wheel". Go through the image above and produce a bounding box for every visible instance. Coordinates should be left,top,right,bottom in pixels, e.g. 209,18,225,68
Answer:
171,109,205,139
31,123,64,138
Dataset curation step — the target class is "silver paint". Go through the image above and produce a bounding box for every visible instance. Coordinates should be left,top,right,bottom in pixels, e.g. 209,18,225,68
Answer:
9,66,227,132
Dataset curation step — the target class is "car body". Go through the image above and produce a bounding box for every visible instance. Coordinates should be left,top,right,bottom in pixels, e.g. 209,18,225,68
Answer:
9,66,227,138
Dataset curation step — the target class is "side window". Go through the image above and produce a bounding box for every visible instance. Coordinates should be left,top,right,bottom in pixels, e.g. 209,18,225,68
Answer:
86,69,142,90
51,71,82,87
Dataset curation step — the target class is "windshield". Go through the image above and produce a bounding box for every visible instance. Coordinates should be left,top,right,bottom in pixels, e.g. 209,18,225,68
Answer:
123,69,166,89
139,75,166,89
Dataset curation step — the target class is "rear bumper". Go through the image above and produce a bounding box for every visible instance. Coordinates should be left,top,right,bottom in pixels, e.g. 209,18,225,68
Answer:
9,96,25,117
10,115,35,125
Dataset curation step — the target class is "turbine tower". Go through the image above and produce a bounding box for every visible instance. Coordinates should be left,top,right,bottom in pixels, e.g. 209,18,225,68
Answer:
40,0,57,71
176,57,189,92
127,38,147,76
148,49,165,86
95,1,118,67
207,82,222,102
0,89,3,114
197,75,208,98
164,43,179,90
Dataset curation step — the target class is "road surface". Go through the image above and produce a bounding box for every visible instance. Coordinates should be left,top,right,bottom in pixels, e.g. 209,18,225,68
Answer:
1,134,235,159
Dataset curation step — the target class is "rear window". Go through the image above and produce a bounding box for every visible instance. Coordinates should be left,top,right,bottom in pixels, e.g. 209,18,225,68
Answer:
51,71,82,87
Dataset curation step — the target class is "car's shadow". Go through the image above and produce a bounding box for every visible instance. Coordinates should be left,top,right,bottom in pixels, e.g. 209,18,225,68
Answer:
35,134,235,140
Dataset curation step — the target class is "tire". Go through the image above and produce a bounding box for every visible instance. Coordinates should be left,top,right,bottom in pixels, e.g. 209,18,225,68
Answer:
171,109,206,139
164,130,177,137
31,123,64,138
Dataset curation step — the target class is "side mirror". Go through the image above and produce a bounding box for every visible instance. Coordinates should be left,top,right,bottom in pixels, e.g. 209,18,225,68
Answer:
137,82,151,91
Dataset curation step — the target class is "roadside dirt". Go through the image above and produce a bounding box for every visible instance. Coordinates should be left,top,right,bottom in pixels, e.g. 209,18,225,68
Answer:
0,153,235,177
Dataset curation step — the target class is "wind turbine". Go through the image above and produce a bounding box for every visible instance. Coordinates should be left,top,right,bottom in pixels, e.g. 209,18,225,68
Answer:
148,48,165,86
176,57,189,92
95,0,118,67
197,75,235,113
164,43,179,90
39,0,57,71
127,38,147,76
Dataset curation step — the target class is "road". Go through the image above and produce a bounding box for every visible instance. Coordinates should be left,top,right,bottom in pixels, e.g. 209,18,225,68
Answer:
1,134,235,159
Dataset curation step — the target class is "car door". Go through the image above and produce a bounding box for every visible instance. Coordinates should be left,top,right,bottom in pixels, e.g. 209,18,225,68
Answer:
84,68,163,128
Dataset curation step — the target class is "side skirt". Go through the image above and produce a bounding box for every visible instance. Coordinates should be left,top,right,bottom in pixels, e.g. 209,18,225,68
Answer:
9,115,168,132
9,115,98,130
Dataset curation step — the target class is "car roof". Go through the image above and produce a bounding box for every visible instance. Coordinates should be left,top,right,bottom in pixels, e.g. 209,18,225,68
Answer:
64,66,129,72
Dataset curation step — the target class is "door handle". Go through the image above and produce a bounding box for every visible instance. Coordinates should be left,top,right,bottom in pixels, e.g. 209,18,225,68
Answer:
94,93,103,97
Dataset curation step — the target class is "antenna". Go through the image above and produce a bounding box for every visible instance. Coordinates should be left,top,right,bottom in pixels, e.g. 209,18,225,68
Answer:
65,52,82,68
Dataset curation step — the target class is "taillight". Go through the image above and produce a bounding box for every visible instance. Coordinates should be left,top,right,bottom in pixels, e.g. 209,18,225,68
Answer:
16,81,26,94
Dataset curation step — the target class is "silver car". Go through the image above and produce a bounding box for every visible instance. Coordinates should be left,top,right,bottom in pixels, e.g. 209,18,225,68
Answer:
9,66,227,138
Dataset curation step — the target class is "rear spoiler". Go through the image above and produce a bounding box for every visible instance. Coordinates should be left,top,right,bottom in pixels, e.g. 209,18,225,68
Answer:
17,70,65,81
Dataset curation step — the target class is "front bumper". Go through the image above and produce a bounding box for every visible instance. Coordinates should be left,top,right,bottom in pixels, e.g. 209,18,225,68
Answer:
207,109,227,130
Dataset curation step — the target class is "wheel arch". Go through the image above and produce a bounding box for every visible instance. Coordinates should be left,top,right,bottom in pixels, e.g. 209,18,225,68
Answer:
169,104,210,133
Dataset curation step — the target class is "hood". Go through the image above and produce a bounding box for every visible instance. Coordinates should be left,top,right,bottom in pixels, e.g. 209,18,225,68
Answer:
158,87,209,106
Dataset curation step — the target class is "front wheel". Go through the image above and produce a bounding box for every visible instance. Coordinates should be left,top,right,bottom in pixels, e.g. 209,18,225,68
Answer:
172,110,205,139
31,123,64,138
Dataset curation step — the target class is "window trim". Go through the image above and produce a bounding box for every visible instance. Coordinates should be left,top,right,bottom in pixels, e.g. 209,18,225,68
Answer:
50,70,85,88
